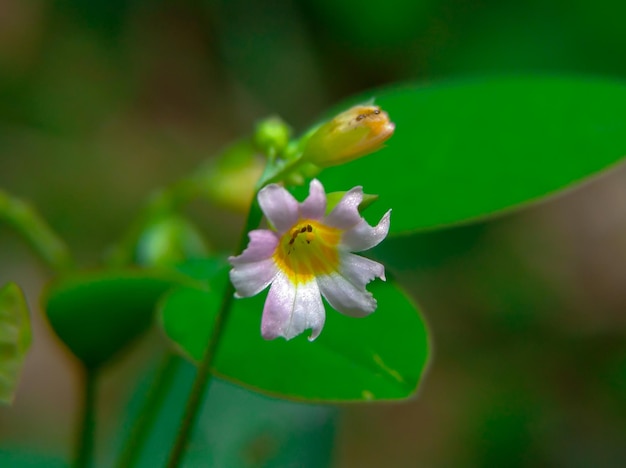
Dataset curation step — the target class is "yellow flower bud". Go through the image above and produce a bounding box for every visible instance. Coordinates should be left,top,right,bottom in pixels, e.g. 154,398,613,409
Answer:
300,104,395,168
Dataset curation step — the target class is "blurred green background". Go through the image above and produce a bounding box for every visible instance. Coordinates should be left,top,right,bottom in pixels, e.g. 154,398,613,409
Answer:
1,0,626,466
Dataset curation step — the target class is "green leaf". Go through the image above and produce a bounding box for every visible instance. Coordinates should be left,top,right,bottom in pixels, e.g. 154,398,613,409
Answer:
159,265,429,402
111,357,336,468
44,269,192,369
0,283,32,405
317,76,626,234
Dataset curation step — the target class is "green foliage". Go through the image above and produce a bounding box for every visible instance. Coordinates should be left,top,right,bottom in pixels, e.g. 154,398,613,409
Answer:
38,75,626,403
1,0,626,464
111,358,337,468
159,260,429,402
44,270,193,369
0,283,32,405
135,216,209,268
318,76,626,234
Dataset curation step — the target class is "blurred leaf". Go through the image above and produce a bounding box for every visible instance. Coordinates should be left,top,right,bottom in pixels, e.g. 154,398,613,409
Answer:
306,0,435,50
430,2,626,77
44,269,192,369
135,215,209,268
184,376,337,468
159,261,429,402
316,76,626,234
173,256,228,283
0,283,32,405
201,139,266,212
213,0,326,126
108,357,336,468
0,448,65,468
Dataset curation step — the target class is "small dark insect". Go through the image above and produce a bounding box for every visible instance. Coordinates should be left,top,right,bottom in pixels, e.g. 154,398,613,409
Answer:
356,108,381,122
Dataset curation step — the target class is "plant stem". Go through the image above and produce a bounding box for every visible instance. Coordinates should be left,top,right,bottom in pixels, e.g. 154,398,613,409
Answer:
0,190,73,273
75,366,97,468
166,199,263,468
116,353,180,468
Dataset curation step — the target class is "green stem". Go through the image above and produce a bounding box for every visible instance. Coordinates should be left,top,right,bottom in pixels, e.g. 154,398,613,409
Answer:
0,190,73,273
166,199,263,468
116,353,180,468
75,367,97,468
258,155,305,187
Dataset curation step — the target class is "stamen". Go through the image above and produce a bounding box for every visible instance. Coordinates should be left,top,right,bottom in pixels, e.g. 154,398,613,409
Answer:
274,219,341,283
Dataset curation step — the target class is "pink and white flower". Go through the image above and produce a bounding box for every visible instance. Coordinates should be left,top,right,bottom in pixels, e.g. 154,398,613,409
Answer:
229,179,391,341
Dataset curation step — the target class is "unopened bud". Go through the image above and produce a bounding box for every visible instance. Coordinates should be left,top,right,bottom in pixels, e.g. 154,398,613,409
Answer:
300,104,395,168
135,216,209,267
203,141,265,212
254,116,291,157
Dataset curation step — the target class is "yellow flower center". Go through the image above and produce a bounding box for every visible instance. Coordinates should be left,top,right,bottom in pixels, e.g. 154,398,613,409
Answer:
273,219,341,284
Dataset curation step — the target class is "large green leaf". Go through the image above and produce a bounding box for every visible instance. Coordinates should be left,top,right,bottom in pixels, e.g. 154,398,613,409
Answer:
44,270,192,369
316,76,626,234
0,283,32,405
159,266,429,402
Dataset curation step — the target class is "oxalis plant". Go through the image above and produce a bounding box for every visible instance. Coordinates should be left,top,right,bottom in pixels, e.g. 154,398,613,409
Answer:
2,75,626,467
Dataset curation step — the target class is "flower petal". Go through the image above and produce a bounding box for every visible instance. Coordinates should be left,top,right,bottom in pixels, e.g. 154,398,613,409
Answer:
338,252,386,288
229,229,278,265
258,184,299,233
230,258,278,298
323,186,363,229
317,272,377,318
341,209,391,252
261,272,326,341
299,179,326,220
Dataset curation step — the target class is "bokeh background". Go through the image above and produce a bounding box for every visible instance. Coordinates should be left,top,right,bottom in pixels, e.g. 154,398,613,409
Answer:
1,0,626,466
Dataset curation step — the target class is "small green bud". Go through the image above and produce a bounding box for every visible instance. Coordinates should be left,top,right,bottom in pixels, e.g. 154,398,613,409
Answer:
254,116,291,157
202,140,265,212
300,104,395,168
135,216,209,267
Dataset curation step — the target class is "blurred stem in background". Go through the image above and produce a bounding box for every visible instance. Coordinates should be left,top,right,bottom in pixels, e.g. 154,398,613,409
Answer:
117,353,180,467
0,190,73,273
75,367,96,468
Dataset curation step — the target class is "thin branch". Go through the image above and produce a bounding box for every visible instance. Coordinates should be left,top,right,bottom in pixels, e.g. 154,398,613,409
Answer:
0,190,73,273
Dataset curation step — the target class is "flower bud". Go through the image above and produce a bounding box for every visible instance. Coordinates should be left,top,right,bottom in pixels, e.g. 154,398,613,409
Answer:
203,140,265,212
135,216,209,267
300,104,395,168
254,116,291,157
